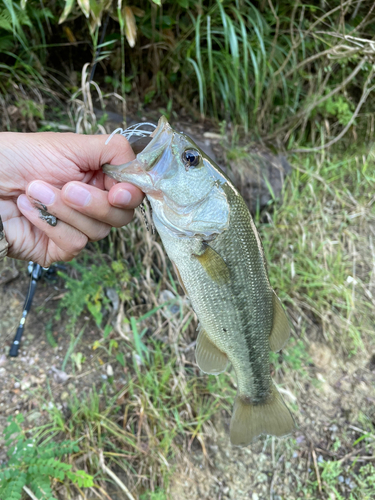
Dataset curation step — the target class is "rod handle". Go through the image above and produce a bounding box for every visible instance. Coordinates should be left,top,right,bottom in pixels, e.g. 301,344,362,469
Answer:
9,325,24,357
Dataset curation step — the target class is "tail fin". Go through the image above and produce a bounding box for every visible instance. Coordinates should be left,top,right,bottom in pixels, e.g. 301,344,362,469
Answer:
230,384,295,447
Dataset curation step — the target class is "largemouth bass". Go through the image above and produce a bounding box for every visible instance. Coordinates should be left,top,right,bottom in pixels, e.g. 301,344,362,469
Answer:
103,117,295,446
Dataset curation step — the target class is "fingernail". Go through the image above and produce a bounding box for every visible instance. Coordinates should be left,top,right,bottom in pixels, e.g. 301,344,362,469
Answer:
28,181,55,205
64,184,92,207
113,189,132,207
18,194,34,211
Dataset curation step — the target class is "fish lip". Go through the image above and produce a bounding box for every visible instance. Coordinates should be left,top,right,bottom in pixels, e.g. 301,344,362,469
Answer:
148,115,169,143
136,116,172,170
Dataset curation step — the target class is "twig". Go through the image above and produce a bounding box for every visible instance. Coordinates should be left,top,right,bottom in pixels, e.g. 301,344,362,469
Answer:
277,56,368,138
338,446,366,464
284,47,336,80
273,0,355,78
99,451,136,500
352,1,375,33
291,70,375,153
23,486,39,500
348,424,375,440
311,448,322,495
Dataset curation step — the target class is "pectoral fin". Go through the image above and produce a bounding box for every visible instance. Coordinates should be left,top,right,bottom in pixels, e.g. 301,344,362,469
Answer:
269,291,290,352
193,245,230,285
196,328,228,374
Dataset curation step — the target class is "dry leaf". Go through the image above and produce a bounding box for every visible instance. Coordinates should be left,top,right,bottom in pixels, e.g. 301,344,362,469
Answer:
131,6,145,17
63,26,77,43
123,6,137,48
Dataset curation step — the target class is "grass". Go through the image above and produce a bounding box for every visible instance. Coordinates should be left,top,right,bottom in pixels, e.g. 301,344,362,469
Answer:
261,146,375,356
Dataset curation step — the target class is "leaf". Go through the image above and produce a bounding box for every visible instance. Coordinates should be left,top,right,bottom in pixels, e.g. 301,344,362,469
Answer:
103,324,112,339
116,352,126,367
123,6,137,48
151,0,161,5
77,0,90,18
59,0,75,24
66,470,94,488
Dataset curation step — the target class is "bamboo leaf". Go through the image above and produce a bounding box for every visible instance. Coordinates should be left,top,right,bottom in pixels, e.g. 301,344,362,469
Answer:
77,0,90,18
59,0,75,24
123,6,137,48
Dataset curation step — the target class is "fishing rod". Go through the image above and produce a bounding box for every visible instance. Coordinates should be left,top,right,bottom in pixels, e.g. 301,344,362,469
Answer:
9,261,65,357
9,262,44,357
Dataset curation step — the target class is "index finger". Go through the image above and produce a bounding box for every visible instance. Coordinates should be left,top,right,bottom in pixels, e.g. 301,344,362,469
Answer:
107,182,144,209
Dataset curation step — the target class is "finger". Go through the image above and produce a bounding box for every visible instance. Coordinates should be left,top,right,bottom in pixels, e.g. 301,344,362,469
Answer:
79,133,136,171
17,194,88,261
88,171,107,189
61,181,136,226
104,174,117,191
108,182,145,208
27,181,112,241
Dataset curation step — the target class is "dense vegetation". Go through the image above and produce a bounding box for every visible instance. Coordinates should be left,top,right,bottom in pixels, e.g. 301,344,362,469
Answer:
1,0,375,143
1,1,375,499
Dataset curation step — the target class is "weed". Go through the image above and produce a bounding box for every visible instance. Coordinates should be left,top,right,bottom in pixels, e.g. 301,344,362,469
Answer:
56,254,131,331
0,414,93,500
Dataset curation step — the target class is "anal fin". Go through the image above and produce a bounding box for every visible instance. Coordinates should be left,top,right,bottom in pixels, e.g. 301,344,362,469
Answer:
196,328,228,374
269,291,290,352
193,244,230,286
230,383,295,447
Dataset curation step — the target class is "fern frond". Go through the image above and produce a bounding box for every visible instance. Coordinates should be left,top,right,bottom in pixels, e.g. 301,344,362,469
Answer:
30,476,57,500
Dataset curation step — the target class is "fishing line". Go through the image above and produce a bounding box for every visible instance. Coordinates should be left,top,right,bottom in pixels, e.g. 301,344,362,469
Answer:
105,122,157,145
106,122,157,234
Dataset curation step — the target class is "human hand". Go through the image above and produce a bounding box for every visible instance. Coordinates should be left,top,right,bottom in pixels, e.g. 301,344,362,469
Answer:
0,132,144,266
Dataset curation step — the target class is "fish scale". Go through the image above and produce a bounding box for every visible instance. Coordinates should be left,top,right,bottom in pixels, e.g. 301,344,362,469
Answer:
103,116,296,446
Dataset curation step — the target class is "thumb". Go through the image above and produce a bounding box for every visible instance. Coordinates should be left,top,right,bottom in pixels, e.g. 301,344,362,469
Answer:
66,133,136,173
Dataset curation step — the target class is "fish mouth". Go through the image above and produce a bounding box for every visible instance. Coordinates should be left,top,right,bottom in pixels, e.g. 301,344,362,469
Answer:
136,115,172,170
102,115,172,182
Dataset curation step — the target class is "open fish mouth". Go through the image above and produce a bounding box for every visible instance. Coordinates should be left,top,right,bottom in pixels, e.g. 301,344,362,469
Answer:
135,116,173,170
102,116,173,181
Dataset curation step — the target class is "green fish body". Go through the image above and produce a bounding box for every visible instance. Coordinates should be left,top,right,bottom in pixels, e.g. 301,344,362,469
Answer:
103,117,295,446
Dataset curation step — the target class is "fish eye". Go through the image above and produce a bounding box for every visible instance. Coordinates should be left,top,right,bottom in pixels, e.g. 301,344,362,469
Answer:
182,149,201,169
